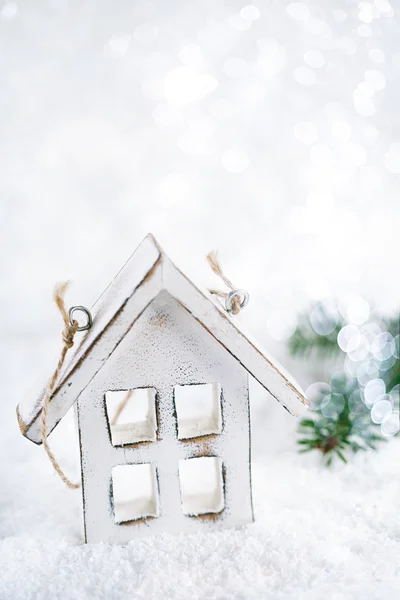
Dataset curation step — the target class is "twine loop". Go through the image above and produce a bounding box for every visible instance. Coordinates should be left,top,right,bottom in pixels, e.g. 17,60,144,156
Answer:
40,282,92,489
206,250,250,315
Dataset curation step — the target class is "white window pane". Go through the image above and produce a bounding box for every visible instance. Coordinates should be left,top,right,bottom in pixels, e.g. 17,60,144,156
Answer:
105,388,157,446
174,383,222,439
112,463,159,523
179,456,224,516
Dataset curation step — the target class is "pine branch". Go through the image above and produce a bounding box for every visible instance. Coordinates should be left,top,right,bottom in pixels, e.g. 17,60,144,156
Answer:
289,303,399,465
297,402,384,465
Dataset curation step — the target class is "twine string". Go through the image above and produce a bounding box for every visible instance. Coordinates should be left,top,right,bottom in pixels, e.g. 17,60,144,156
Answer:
41,282,80,489
41,283,131,489
206,250,244,315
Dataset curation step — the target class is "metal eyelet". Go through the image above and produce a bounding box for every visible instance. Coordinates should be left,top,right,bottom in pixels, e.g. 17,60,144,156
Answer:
68,306,93,332
225,289,250,313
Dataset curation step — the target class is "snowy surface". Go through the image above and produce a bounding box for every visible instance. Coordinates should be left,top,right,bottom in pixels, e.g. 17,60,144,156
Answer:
1,0,400,598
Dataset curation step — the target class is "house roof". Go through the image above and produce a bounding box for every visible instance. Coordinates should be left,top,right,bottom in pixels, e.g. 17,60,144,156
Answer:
17,234,308,444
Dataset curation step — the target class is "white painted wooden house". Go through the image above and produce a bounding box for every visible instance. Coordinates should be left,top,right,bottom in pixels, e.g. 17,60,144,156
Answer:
17,234,307,544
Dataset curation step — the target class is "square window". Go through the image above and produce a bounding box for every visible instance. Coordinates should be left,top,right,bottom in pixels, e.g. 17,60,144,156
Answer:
174,383,222,440
178,457,225,516
105,388,157,446
112,463,159,524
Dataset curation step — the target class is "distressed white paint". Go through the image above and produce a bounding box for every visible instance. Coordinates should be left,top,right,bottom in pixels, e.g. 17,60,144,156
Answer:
18,233,307,446
78,292,252,543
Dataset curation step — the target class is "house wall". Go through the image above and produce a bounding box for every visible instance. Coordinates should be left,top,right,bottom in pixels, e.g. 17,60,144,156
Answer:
77,290,253,544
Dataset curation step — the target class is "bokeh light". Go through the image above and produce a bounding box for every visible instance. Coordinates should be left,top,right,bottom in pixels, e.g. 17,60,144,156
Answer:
310,302,339,336
363,378,386,407
371,397,392,424
321,393,345,419
304,382,331,411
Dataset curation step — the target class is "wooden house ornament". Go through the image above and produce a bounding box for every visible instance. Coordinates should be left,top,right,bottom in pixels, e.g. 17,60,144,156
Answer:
17,234,307,544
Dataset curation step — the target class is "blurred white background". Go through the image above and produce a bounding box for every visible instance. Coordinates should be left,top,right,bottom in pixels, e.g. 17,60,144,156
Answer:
2,0,400,347
1,2,400,598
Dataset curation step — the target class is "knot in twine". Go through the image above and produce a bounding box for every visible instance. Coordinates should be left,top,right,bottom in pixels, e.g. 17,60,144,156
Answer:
55,282,79,348
62,321,78,349
206,250,249,315
41,282,81,489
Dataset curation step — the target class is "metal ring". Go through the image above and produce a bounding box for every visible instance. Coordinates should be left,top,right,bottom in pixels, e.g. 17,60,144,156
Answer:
225,289,250,313
69,306,93,332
